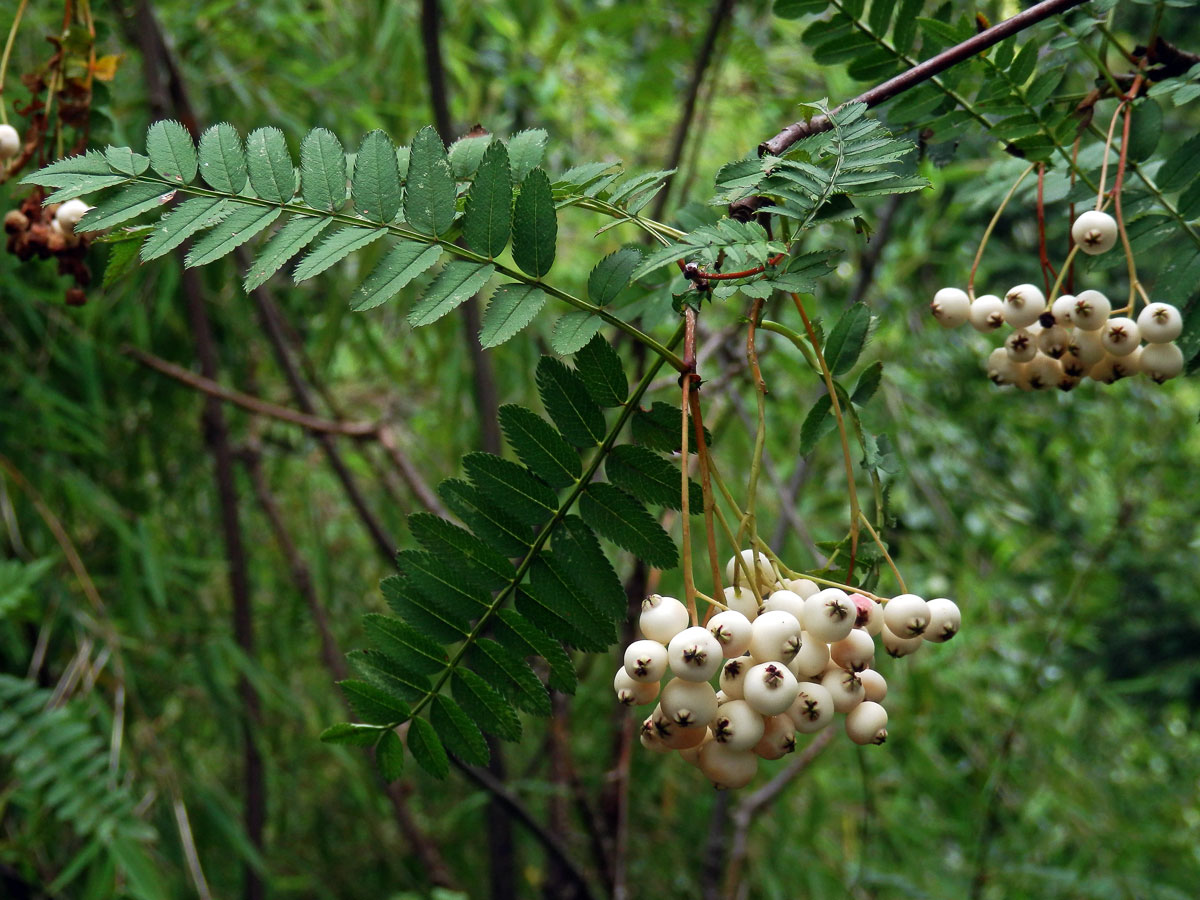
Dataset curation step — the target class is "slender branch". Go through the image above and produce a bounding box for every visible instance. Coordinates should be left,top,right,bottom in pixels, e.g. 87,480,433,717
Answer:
760,0,1091,157
681,308,698,625
689,390,724,612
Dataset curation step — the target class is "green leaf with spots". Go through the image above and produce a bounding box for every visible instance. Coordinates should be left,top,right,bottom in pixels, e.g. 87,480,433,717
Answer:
352,130,402,223
146,120,197,184
404,125,457,237
197,123,247,193
299,127,347,211
512,168,557,278
463,140,513,258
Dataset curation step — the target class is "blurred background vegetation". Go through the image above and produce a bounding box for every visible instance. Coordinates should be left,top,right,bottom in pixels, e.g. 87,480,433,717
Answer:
2,1,1199,898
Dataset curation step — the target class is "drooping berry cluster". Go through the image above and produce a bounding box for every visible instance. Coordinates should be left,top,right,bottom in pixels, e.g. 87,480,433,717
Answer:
931,212,1186,389
614,551,961,789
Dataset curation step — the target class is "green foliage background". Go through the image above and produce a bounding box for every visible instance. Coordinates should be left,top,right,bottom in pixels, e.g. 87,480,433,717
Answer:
2,1,1200,898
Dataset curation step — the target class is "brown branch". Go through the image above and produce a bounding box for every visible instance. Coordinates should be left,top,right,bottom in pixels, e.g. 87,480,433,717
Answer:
760,0,1092,157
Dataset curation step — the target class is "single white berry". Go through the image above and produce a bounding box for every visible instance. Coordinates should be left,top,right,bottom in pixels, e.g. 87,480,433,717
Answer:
747,610,802,664
661,720,708,751
883,593,930,638
924,597,961,643
1072,290,1111,331
1071,210,1118,255
614,666,659,706
725,549,775,593
968,294,1005,332
752,715,797,760
845,700,889,745
881,624,923,658
1037,325,1070,359
698,741,758,789
0,124,20,159
719,658,749,700
1068,328,1106,366
830,629,875,672
783,577,819,599
802,588,856,643
722,585,759,621
1050,294,1076,326
761,589,806,623
667,626,723,682
54,198,92,232
819,666,865,714
1140,341,1184,383
1136,302,1183,343
639,594,689,643
1027,353,1062,391
743,662,799,716
1003,284,1046,329
859,668,887,702
659,677,719,728
787,682,835,733
1060,347,1088,378
1005,329,1038,363
930,287,970,328
710,699,766,751
624,639,668,683
849,593,883,636
1101,317,1139,356
639,715,671,752
1089,354,1121,384
707,609,753,658
986,348,1021,386
786,631,831,679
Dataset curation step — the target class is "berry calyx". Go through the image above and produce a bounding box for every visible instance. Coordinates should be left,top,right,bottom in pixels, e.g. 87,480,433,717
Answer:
1071,210,1118,255
845,700,889,745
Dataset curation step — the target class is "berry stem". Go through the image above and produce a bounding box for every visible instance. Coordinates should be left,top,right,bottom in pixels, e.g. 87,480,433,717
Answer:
680,308,698,627
1094,97,1126,212
747,540,888,603
688,387,725,621
704,456,764,607
967,163,1036,301
1036,163,1057,296
1046,244,1080,303
1113,76,1144,313
741,297,768,563
790,292,860,581
857,511,907,594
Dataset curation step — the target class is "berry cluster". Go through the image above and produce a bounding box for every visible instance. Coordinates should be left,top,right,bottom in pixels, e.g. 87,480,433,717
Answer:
931,211,1186,389
4,195,94,305
615,551,961,789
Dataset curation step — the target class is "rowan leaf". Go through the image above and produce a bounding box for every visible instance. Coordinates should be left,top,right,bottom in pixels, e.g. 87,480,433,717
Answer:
338,679,411,725
463,140,513,258
299,127,347,211
362,613,448,675
479,284,546,348
404,125,457,237
453,668,522,741
185,205,281,268
350,241,442,311
462,453,557,527
580,482,678,569
407,261,495,327
536,357,606,448
498,404,580,490
293,225,386,283
146,120,197,185
574,335,628,407
431,696,489,766
407,717,449,778
512,168,557,278
606,444,701,511
376,730,405,781
587,247,641,305
139,196,231,261
352,130,402,223
197,123,247,193
245,126,295,203
243,215,331,290
76,182,175,233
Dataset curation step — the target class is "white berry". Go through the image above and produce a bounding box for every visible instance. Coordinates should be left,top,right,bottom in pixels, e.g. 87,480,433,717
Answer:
698,741,758,789
859,668,887,702
883,593,930,638
659,677,719,728
1101,317,1139,356
1037,325,1070,359
54,198,93,232
1136,302,1182,343
968,294,1005,332
667,626,723,682
1072,290,1111,330
748,610,802,664
722,585,759,621
931,287,970,328
783,577,819,599
1071,210,1118,255
802,588,856,643
707,609,753,658
639,594,689,643
614,666,659,706
1027,353,1062,391
786,631,831,680
1050,294,1076,325
710,699,766,751
1003,284,1046,329
1005,329,1038,363
624,640,668,683
752,715,797,760
1140,341,1184,383
762,589,806,623
725,549,774,593
0,124,19,159
719,657,750,700
820,666,865,714
787,682,835,733
830,629,875,672
743,662,799,717
882,625,923,658
845,700,889,745
924,597,961,643
986,348,1021,386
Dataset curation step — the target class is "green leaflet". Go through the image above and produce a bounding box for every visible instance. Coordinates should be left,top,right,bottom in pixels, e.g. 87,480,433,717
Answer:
350,241,442,311
139,196,231,261
507,128,549,183
824,302,873,375
338,679,412,725
452,668,522,741
552,516,625,624
498,404,580,489
103,238,142,288
550,311,603,356
799,393,836,456
436,478,532,557
587,247,641,306
404,125,457,237
536,357,606,448
44,174,129,203
431,696,489,766
362,613,447,674
574,335,628,407
299,127,347,212
463,140,513,258
146,119,197,184
407,717,449,779
245,127,295,203
479,284,546,348
243,215,331,290
77,182,175,233
492,609,576,694
606,444,702,511
293,225,386,283
397,549,491,621
520,556,613,652
104,146,150,177
462,452,557,527
512,167,557,278
852,361,883,404
185,206,282,268
448,133,493,179
579,481,678,569
466,638,550,716
349,649,431,704
21,149,111,186
352,130,402,223
631,401,708,454
409,512,516,591
376,730,405,782
407,261,495,327
1158,133,1200,193
319,723,386,746
197,123,248,194
381,574,471,644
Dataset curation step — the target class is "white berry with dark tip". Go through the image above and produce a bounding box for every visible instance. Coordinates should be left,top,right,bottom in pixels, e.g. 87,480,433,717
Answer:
711,699,765,751
1101,317,1139,356
743,662,799,717
1137,302,1182,344
803,588,856,643
1140,342,1184,383
1003,284,1046,329
884,593,930,638
969,294,1005,332
624,640,668,683
787,682,835,733
845,701,889,745
931,287,970,328
1071,210,1118,255
923,597,961,643
1072,290,1111,331
819,666,865,714
639,594,689,643
0,124,19,159
667,626,723,682
707,609,753,658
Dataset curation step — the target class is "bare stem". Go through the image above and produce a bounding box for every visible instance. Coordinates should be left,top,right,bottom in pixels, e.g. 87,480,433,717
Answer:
968,163,1036,299
857,511,906,594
